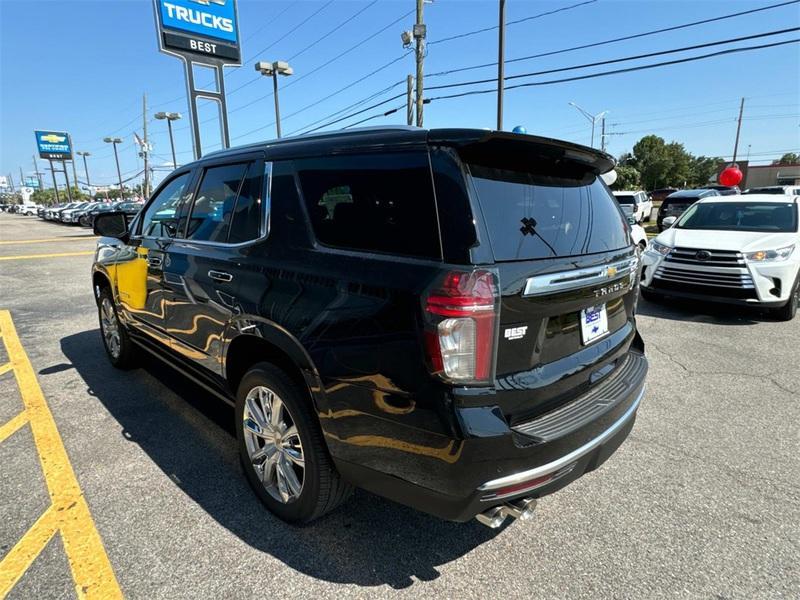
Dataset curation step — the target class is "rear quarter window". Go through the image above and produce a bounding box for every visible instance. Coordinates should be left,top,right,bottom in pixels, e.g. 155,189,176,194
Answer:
295,151,441,259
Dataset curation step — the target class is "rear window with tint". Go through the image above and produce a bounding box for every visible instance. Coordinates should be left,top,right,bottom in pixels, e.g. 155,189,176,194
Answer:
614,194,636,204
467,165,628,261
295,152,441,259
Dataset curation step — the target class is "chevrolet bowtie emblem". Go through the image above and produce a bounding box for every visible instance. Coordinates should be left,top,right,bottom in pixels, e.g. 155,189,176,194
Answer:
40,134,66,143
606,266,617,277
189,0,226,5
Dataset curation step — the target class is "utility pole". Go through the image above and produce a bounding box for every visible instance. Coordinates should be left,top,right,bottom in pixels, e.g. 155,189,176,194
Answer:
143,93,150,199
406,75,414,126
497,0,506,131
414,0,426,127
600,116,606,152
731,97,745,164
19,167,24,188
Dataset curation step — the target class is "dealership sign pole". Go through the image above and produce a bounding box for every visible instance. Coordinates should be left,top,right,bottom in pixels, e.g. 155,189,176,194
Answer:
152,0,242,159
35,130,74,202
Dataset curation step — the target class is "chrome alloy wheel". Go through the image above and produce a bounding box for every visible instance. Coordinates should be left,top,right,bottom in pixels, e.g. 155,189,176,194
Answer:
100,297,121,359
243,386,305,503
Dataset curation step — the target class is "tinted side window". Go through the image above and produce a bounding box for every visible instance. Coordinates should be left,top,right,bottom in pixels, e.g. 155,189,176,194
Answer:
228,162,265,244
140,173,191,238
185,163,248,242
295,152,441,259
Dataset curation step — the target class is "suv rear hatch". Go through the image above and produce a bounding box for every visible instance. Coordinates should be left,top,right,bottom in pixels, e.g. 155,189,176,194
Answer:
441,133,640,423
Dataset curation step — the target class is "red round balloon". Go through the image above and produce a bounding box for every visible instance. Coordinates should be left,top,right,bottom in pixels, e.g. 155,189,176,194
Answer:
719,166,743,186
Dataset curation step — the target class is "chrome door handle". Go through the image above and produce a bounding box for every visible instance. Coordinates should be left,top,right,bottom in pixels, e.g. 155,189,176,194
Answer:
147,256,163,267
208,270,233,283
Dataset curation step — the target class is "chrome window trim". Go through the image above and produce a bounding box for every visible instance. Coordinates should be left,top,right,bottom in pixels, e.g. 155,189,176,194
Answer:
139,161,273,249
523,257,637,297
478,386,644,492
172,161,273,249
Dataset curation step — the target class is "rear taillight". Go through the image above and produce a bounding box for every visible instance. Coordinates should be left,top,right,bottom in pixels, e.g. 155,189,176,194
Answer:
423,269,499,384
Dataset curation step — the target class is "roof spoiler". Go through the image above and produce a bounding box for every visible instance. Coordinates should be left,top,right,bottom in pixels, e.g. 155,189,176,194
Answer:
427,129,616,175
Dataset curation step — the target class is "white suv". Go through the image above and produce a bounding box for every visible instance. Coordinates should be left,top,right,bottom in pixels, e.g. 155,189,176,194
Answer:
640,194,800,320
613,190,652,223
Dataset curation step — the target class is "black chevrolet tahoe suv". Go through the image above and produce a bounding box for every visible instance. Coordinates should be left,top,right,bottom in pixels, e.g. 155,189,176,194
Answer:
91,127,647,527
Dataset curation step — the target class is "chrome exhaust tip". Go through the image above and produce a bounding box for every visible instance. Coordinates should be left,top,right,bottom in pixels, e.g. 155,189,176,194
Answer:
475,497,538,528
475,506,506,529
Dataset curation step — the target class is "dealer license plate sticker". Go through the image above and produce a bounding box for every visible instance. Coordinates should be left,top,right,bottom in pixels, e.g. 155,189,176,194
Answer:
581,304,609,345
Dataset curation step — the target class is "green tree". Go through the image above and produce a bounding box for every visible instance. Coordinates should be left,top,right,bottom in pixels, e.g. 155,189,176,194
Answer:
630,135,670,190
773,152,799,165
610,165,641,190
689,156,724,187
664,142,692,187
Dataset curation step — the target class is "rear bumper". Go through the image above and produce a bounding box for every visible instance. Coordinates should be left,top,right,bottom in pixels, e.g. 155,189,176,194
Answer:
329,351,647,522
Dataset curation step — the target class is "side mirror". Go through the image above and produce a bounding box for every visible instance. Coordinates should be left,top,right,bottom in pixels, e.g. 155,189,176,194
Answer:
662,216,677,228
94,211,129,240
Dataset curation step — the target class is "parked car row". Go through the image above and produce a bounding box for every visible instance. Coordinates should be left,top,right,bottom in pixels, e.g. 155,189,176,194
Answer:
1,202,40,215
37,200,142,227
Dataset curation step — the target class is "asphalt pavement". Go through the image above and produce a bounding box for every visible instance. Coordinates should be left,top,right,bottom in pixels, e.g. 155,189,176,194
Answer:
0,213,798,599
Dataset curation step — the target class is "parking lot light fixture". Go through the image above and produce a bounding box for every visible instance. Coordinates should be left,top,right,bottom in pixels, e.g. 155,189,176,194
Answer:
155,112,182,168
103,137,124,200
568,102,608,148
255,60,293,139
76,151,91,188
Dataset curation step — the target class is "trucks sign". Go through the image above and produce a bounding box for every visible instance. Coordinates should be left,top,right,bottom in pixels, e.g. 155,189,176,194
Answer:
153,0,241,64
35,130,73,160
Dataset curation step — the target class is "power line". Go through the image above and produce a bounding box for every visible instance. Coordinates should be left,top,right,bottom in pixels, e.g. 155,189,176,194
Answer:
316,40,799,133
429,0,598,45
342,103,406,129
288,1,379,61
242,1,300,44
247,1,335,62
425,27,800,93
428,0,800,77
426,38,800,102
235,56,410,142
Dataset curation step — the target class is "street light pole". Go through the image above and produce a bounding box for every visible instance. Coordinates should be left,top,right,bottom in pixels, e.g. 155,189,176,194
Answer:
255,61,293,139
155,112,182,168
568,102,609,148
104,137,124,200
76,151,91,187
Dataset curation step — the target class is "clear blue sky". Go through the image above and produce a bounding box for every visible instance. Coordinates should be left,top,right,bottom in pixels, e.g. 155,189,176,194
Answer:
1,0,799,189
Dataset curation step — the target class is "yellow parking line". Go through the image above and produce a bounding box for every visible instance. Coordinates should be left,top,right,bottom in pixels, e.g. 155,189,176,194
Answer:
0,412,28,443
0,237,97,245
0,310,123,599
0,251,94,262
0,506,60,595
0,362,11,376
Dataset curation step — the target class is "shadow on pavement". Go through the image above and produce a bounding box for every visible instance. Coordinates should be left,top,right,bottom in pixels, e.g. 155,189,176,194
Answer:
60,329,500,589
637,296,771,325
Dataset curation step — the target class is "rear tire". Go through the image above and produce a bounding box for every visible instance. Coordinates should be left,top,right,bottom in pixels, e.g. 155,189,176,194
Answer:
97,287,137,369
235,362,352,524
640,287,660,302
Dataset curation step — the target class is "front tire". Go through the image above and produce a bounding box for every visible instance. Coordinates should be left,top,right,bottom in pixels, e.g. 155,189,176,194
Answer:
97,287,136,368
772,279,799,321
235,363,352,524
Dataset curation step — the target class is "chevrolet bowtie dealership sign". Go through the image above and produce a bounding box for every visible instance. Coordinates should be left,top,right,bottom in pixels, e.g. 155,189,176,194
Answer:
154,0,241,64
35,130,73,160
